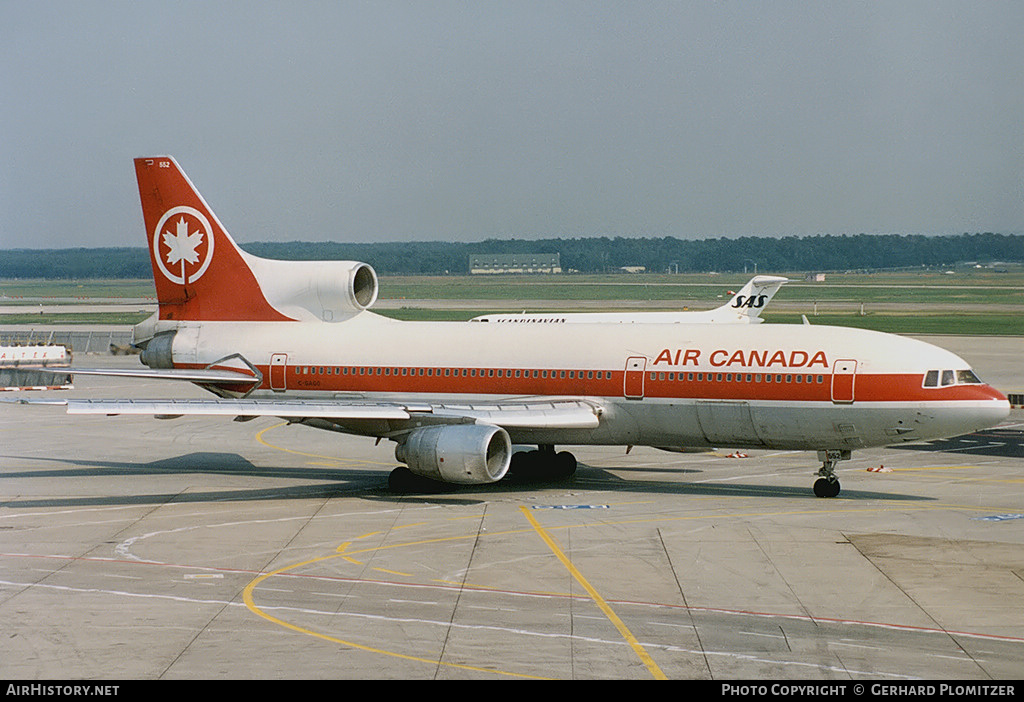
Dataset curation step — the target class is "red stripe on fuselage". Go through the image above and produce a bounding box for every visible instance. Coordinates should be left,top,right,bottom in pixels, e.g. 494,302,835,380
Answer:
187,363,1005,404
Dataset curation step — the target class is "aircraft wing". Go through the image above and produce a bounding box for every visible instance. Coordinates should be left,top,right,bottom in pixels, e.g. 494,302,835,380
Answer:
23,397,602,431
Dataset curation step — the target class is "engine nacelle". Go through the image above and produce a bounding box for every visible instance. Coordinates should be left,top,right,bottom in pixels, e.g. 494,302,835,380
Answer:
139,330,176,368
245,257,379,321
395,425,512,484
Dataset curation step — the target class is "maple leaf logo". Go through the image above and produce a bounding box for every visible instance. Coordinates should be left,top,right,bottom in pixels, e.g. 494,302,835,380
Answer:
152,207,214,285
163,216,204,266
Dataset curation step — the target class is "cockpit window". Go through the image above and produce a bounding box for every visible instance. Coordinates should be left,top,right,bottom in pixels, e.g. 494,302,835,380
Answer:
957,369,983,384
924,368,984,387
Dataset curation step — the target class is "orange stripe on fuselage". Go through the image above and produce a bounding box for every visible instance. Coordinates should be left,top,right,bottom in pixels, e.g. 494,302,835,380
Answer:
184,363,1004,404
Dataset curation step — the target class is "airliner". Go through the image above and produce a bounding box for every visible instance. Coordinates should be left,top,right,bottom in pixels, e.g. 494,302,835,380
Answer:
35,157,1010,498
470,275,790,325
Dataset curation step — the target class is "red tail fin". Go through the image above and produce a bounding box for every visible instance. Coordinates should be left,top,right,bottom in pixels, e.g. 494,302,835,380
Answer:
135,156,294,322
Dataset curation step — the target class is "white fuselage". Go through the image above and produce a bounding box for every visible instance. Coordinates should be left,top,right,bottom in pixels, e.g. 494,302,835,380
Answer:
161,313,1010,451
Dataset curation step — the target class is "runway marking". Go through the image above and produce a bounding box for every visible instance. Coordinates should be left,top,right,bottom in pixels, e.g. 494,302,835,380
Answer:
254,423,392,467
518,505,668,680
335,503,988,563
891,465,983,472
241,554,547,679
432,578,514,592
374,567,413,577
6,546,1024,663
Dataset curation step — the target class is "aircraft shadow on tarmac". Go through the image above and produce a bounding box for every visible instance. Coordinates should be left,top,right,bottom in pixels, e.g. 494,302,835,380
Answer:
0,451,385,509
392,467,933,503
890,427,1024,458
0,449,935,509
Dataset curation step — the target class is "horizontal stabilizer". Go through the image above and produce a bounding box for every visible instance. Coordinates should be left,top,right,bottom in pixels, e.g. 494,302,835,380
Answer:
33,366,261,385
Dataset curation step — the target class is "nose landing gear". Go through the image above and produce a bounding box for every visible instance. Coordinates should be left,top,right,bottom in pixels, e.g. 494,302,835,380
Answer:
813,449,850,498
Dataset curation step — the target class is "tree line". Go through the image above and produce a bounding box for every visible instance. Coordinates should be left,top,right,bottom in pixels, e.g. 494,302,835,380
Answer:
1,233,1021,278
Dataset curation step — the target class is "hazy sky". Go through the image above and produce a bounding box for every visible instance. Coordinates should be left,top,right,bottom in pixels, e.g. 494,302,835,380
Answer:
2,1,1022,249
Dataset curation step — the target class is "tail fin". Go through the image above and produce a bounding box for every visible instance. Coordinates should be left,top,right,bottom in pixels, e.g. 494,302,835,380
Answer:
715,275,790,322
135,156,294,322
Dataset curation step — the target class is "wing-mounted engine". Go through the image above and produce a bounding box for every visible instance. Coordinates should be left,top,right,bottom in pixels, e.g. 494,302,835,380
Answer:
245,258,379,322
394,424,512,484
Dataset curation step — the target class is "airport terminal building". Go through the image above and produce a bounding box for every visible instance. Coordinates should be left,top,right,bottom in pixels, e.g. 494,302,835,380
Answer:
469,253,561,274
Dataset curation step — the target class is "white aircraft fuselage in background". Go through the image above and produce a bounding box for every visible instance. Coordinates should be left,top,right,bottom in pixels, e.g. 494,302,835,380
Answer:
470,275,791,325
57,157,1011,497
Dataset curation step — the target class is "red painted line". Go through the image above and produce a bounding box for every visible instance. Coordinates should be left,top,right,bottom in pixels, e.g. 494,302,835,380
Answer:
4,551,1021,645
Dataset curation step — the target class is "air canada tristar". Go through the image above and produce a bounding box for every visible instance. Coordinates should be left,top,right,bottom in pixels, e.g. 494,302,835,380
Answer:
41,156,1011,497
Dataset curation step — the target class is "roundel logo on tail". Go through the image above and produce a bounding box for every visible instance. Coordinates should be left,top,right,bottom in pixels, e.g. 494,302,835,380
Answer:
153,206,215,284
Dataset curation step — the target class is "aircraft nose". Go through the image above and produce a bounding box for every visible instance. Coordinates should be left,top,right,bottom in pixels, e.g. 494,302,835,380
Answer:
975,385,1011,427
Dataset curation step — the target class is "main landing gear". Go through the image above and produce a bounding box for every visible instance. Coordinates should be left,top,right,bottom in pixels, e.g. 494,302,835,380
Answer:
813,449,850,498
387,445,579,493
507,445,578,483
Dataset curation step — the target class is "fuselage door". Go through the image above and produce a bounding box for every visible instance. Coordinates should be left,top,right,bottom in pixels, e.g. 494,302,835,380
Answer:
270,353,288,392
831,359,857,404
624,356,646,400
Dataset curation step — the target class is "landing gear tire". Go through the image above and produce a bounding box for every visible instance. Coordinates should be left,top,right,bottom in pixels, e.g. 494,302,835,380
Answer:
813,449,849,498
387,466,451,494
813,477,841,498
507,447,578,483
555,451,577,479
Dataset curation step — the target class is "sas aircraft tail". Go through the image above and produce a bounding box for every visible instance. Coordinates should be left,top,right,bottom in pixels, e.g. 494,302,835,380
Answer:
713,275,790,323
135,156,377,324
